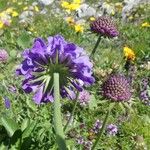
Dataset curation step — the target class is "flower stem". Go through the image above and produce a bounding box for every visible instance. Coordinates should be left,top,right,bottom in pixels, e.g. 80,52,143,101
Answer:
53,73,67,150
64,91,79,132
90,35,102,57
91,103,115,150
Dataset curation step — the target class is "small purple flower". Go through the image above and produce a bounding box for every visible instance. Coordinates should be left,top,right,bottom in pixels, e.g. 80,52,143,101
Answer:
0,49,9,63
139,78,150,106
92,119,102,134
76,136,84,145
78,90,91,106
16,35,95,104
102,74,132,102
3,96,11,109
90,16,119,38
106,124,118,136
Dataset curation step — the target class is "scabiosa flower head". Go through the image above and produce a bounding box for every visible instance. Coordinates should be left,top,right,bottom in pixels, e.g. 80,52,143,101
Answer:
0,49,9,63
78,90,91,106
102,74,131,102
3,96,11,109
16,35,95,104
106,124,118,136
139,78,150,106
90,16,119,38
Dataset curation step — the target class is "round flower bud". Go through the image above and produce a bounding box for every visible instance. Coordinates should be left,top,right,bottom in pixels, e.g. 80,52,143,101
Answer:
90,16,119,38
0,49,9,63
102,74,131,102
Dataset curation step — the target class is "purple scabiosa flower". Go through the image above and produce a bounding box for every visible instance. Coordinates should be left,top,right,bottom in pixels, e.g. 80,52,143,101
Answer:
139,78,150,106
106,124,118,136
16,35,95,104
92,119,102,134
78,90,91,106
0,49,9,63
3,96,11,109
102,74,132,102
90,16,119,38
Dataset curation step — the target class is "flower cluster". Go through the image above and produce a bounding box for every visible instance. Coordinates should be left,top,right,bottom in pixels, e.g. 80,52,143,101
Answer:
92,119,102,134
61,0,81,13
90,16,119,38
16,35,95,104
65,17,84,33
3,96,11,109
0,49,9,63
124,46,136,61
106,124,118,136
141,22,150,27
139,78,150,106
0,7,18,29
76,136,92,150
78,90,91,106
102,74,132,102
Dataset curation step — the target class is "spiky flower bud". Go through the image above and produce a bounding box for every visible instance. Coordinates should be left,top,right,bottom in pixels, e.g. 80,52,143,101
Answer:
102,74,131,102
0,49,8,63
90,16,119,38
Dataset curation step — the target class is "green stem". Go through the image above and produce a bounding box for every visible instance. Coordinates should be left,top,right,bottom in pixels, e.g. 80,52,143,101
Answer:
53,73,67,150
91,103,114,150
64,92,79,132
90,35,102,57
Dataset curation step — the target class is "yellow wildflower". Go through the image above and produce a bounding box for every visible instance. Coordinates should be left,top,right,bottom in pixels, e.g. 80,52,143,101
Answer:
141,22,150,27
66,17,75,25
61,1,70,9
74,24,84,33
23,6,28,11
34,6,39,12
115,2,123,12
123,46,135,61
89,17,96,21
0,12,5,17
61,1,80,12
0,21,4,29
11,11,19,17
6,8,13,14
73,0,81,4
111,10,115,16
69,3,80,11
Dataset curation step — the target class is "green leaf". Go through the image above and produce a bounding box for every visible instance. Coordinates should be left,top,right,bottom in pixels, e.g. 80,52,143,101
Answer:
0,143,7,150
22,121,36,139
1,115,19,137
26,97,37,111
21,118,30,131
10,129,22,148
17,32,31,49
9,50,17,58
89,94,97,110
0,74,5,80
